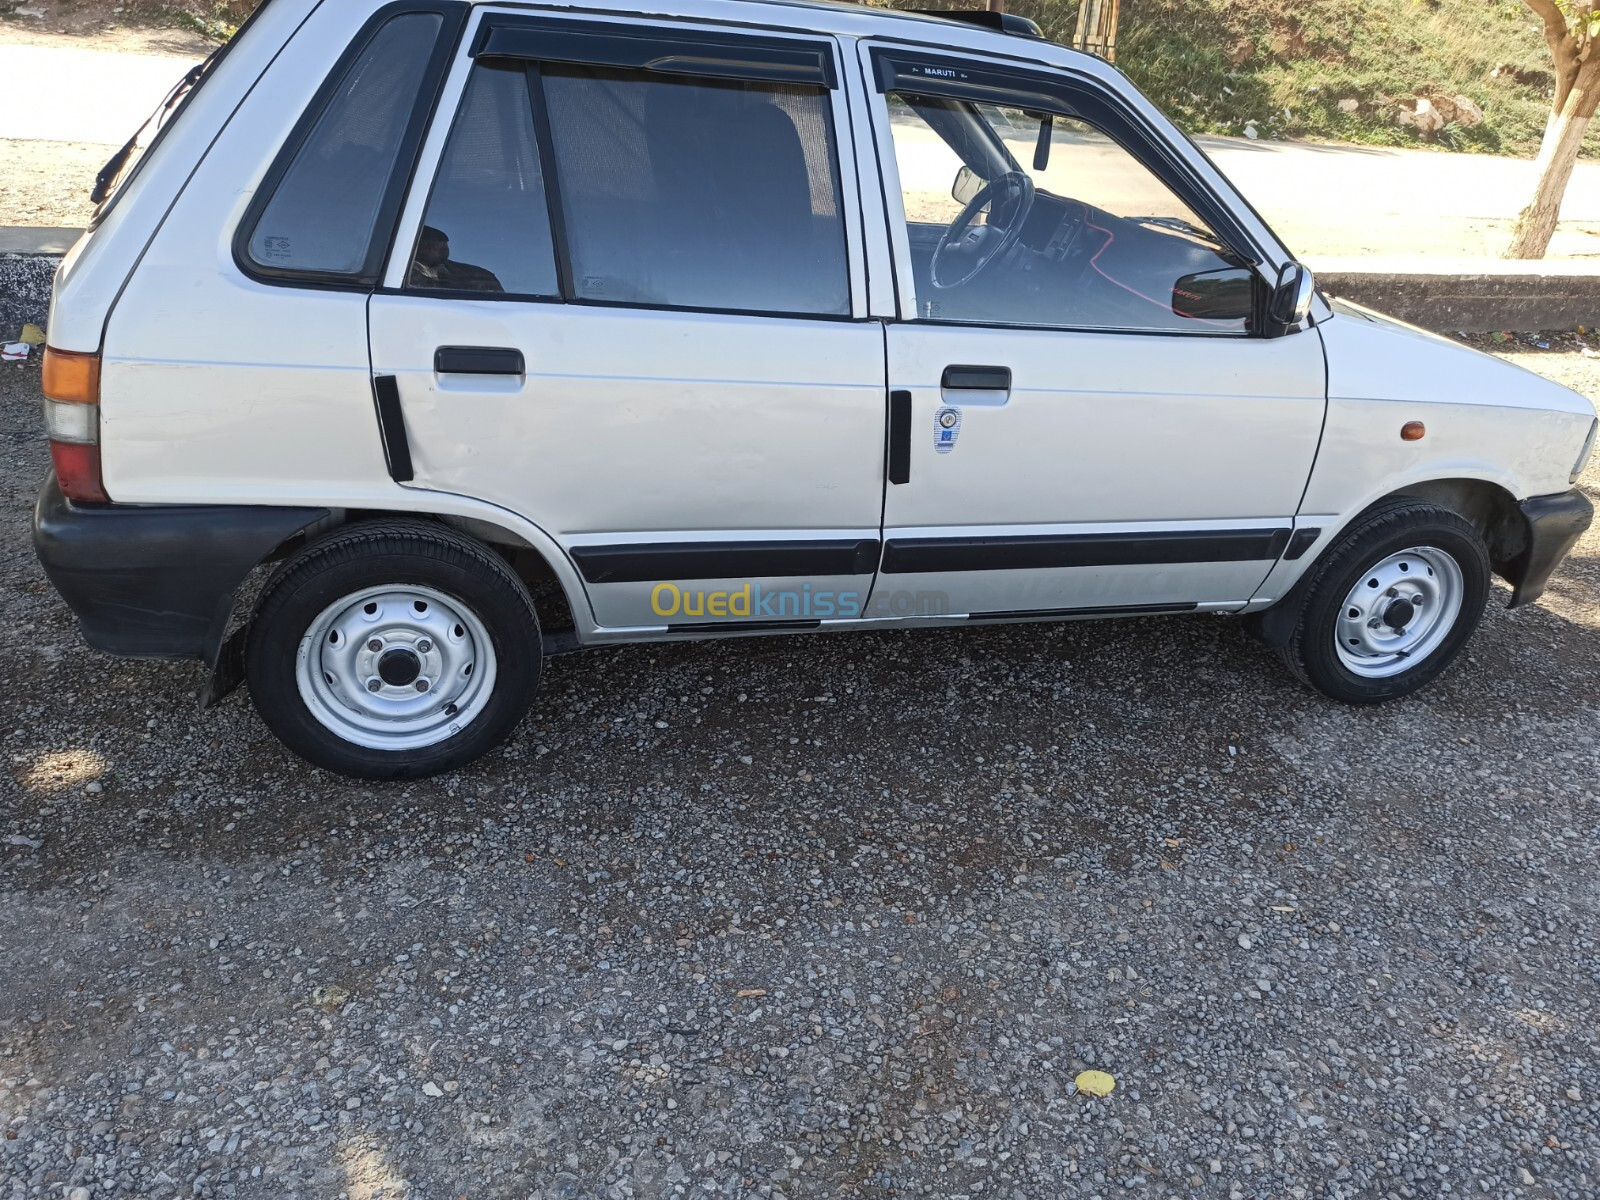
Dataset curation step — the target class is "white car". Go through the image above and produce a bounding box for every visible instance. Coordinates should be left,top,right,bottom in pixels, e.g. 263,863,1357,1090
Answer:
33,0,1597,778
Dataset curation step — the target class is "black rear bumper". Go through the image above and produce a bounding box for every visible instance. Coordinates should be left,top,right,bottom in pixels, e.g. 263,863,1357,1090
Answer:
1506,487,1594,607
32,474,331,664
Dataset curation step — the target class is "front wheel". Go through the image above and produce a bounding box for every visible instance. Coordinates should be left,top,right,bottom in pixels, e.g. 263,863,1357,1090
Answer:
245,521,541,779
1277,501,1491,704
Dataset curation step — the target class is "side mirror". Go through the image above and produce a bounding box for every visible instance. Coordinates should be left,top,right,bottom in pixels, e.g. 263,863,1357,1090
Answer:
1267,261,1315,333
952,165,984,206
1172,267,1256,322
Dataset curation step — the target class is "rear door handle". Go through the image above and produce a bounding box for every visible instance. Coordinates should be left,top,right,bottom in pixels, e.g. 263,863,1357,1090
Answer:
434,346,525,375
941,364,1011,392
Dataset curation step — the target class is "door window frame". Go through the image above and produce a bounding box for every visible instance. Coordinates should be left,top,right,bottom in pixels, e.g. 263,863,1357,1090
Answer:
860,43,1278,338
381,7,870,322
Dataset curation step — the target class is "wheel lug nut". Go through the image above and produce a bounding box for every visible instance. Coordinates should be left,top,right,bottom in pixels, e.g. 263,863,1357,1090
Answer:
1385,587,1399,598
1368,618,1382,629
367,638,383,652
417,639,432,654
366,678,382,692
415,679,430,693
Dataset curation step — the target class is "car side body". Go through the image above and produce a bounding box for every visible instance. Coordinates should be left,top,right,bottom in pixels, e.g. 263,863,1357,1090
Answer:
32,0,1597,776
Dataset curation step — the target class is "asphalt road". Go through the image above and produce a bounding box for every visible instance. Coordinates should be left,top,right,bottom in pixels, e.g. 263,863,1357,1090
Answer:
2,349,1599,1199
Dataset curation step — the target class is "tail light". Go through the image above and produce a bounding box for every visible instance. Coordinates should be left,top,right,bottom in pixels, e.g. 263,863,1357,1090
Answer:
42,346,109,504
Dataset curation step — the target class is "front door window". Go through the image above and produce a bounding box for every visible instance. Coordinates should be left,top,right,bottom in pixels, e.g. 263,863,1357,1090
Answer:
885,93,1254,334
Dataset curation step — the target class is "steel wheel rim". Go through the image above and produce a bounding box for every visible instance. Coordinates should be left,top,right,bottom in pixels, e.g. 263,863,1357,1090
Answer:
295,584,497,751
1334,546,1464,679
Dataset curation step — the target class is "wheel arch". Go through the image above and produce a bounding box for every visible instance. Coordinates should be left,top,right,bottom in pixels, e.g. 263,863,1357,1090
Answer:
206,504,591,705
1247,476,1527,648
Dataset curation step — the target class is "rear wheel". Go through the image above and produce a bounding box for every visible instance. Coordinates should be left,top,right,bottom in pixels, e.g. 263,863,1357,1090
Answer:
1277,501,1490,703
246,521,541,778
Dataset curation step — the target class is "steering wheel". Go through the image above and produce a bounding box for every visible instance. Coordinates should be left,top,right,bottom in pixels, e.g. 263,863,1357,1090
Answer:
930,171,1036,290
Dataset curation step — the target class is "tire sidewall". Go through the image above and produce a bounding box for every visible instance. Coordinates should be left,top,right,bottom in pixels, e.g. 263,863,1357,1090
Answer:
1297,511,1490,703
248,541,540,779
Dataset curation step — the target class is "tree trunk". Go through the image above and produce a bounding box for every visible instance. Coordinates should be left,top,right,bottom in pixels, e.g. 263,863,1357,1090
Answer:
1506,58,1600,259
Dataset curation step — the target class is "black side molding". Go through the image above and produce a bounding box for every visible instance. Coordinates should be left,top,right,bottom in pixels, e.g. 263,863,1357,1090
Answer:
969,602,1198,621
882,528,1292,574
1283,527,1322,560
887,390,912,486
941,364,1011,391
372,375,414,483
572,539,881,585
434,346,525,375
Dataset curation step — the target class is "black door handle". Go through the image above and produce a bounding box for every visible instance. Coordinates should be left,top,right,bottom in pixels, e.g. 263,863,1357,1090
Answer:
434,346,525,375
888,389,912,485
941,364,1011,391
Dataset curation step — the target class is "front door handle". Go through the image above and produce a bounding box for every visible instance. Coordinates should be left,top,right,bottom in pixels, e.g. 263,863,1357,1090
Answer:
941,364,1011,392
434,346,525,375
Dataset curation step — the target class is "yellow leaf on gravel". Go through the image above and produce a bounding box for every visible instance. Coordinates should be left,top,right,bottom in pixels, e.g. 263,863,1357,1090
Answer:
1075,1070,1116,1098
19,324,46,346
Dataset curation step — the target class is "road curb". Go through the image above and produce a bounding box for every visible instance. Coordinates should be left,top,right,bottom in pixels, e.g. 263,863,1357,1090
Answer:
1309,256,1600,333
0,252,58,338
3,232,1599,337
0,229,79,339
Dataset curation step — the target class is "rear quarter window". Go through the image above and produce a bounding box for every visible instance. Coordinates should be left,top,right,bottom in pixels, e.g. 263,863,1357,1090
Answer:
241,6,458,284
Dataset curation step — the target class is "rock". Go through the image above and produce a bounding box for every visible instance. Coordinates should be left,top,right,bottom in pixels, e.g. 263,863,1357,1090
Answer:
1237,934,1252,949
1395,98,1444,135
421,1081,443,1098
1451,95,1484,128
1338,98,1360,114
1567,1086,1583,1101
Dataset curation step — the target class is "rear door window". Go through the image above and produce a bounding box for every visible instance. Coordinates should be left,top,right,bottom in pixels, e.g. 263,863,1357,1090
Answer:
405,31,851,318
406,62,558,296
541,67,848,315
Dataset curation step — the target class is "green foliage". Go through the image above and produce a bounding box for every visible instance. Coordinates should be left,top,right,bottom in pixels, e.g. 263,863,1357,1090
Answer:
159,0,257,40
888,0,1593,156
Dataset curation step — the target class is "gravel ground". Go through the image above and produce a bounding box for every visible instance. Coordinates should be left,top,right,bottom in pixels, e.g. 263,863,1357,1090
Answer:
2,347,1599,1200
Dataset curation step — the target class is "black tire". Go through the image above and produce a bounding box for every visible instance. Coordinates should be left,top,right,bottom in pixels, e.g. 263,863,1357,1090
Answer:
1277,500,1491,704
245,520,541,779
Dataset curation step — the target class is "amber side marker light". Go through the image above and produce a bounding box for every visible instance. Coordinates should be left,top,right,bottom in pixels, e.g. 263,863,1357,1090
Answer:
41,346,110,504
1401,421,1427,442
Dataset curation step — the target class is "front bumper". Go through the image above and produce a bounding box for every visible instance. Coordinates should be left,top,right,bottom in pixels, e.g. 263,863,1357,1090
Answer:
32,473,331,664
1506,487,1594,608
